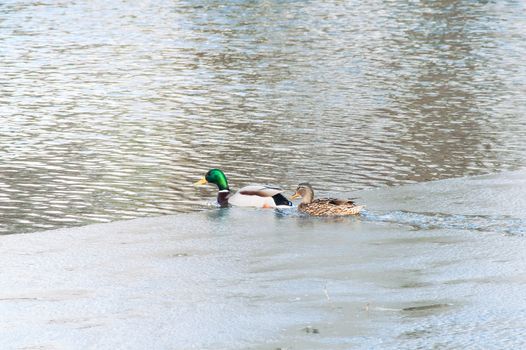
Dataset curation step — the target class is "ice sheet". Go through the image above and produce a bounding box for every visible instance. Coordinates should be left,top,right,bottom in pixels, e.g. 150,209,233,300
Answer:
1,170,526,349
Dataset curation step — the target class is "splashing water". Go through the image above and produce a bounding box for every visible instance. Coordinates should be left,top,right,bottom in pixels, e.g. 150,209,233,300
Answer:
362,210,526,236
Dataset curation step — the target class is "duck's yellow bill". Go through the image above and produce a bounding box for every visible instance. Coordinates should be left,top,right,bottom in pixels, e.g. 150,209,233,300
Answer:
194,177,208,186
290,192,301,199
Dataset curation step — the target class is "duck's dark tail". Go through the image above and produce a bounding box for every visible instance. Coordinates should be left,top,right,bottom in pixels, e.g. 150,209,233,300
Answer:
272,193,292,206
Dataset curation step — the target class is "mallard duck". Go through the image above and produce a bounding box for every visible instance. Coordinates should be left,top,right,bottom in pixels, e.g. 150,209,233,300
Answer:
194,169,292,208
290,183,364,216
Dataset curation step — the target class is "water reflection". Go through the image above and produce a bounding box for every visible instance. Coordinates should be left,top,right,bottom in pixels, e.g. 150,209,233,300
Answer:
385,0,508,181
1,0,525,234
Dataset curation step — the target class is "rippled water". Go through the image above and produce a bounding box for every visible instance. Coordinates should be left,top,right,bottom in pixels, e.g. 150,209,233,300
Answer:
2,0,526,234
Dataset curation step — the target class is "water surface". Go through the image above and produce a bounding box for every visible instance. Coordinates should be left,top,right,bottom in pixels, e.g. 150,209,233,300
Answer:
1,0,526,233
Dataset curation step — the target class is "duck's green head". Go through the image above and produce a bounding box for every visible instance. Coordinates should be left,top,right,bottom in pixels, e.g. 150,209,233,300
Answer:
194,169,230,191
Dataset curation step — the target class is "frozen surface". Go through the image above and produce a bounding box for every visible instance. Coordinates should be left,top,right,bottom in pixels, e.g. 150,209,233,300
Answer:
1,170,526,349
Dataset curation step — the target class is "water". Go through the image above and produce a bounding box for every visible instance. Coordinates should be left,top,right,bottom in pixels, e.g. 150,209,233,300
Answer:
2,0,526,234
3,2,526,348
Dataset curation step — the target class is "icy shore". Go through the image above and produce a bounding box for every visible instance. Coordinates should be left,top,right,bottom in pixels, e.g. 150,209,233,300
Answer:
1,170,526,349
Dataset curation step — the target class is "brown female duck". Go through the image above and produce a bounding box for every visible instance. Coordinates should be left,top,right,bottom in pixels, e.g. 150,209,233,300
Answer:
290,183,364,216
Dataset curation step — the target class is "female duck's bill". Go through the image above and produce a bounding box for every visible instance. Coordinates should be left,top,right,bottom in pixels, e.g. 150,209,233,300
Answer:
194,169,292,208
291,183,364,216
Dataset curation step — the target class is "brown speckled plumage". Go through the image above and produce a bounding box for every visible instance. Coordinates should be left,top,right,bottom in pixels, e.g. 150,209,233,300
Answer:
291,183,364,216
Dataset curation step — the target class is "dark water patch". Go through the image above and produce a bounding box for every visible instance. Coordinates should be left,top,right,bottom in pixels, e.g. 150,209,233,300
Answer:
374,302,454,318
402,303,452,313
398,328,434,340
